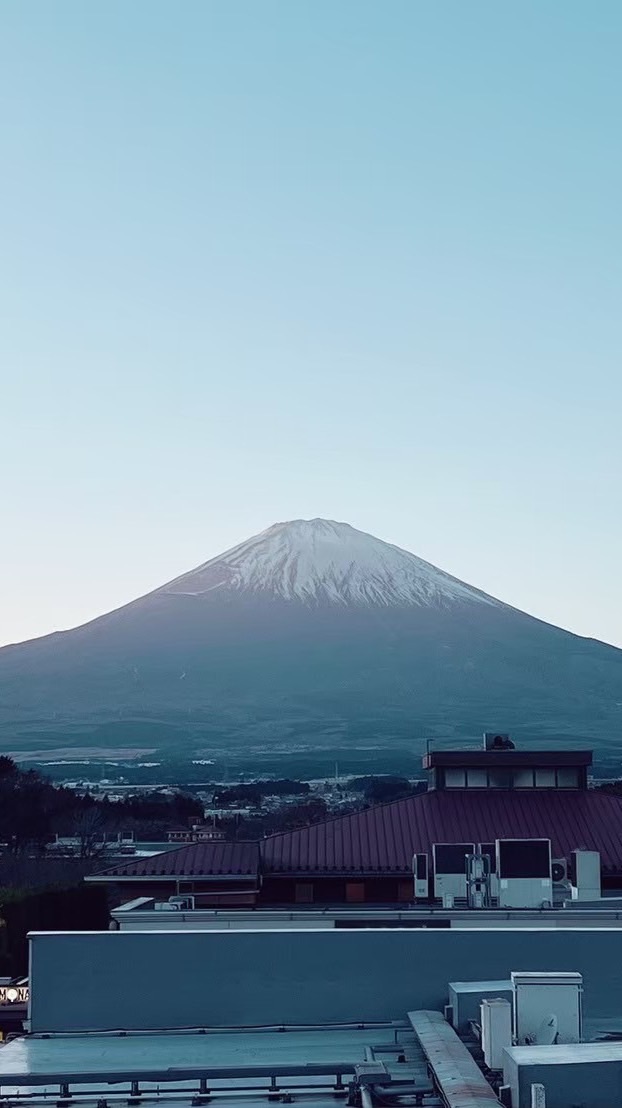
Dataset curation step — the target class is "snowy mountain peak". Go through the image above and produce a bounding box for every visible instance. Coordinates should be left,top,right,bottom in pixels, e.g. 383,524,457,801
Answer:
161,518,502,609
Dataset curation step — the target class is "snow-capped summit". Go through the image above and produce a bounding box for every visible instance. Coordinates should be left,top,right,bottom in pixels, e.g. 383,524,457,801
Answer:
161,518,501,609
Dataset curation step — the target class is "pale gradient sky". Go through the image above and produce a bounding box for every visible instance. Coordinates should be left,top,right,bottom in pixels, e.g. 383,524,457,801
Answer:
1,1,621,648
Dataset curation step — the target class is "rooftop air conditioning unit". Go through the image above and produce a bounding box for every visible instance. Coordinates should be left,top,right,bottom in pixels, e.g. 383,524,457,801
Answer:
433,843,474,903
570,850,601,902
168,895,195,911
413,853,429,900
497,838,552,908
480,842,499,901
552,858,569,886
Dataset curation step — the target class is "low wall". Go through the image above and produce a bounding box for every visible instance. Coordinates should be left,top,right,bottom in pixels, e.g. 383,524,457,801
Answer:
28,927,622,1033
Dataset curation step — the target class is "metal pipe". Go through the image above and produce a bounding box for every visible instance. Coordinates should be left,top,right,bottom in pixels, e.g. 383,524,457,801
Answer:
0,1090,352,1107
0,1086,350,1105
360,1087,374,1108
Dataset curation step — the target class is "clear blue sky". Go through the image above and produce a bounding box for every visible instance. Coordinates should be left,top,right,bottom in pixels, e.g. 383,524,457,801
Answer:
1,1,621,647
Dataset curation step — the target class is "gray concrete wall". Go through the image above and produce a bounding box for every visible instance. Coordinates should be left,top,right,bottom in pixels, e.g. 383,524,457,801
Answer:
28,927,622,1034
506,1057,622,1108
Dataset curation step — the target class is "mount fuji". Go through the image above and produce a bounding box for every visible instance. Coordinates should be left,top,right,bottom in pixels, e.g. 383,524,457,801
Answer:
1,519,621,766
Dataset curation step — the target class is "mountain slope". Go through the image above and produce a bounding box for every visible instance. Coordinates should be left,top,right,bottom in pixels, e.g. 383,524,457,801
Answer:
1,519,621,762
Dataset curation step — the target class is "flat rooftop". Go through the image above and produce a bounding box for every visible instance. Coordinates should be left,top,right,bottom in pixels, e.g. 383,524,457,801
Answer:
505,1041,622,1065
0,1024,439,1106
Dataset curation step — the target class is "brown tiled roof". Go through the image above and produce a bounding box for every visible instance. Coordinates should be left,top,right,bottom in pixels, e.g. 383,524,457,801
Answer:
261,789,622,875
92,841,259,879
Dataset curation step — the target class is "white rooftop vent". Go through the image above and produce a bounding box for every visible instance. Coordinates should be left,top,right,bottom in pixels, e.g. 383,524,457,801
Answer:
481,997,512,1070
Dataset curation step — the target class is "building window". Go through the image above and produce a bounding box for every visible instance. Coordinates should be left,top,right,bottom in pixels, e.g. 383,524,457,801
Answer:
556,768,579,788
513,769,535,788
535,769,556,788
295,883,314,903
398,881,413,903
466,769,487,788
488,768,512,788
345,882,365,903
445,769,467,788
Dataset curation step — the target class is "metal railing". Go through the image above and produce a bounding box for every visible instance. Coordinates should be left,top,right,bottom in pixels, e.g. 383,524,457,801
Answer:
0,1062,357,1104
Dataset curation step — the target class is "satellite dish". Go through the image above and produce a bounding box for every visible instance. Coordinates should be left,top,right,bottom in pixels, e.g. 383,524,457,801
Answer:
534,1013,558,1045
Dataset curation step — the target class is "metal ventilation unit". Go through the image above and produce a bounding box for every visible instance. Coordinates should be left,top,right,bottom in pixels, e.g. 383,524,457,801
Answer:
551,857,571,900
167,895,195,911
551,858,568,884
570,849,601,901
511,971,583,1045
433,842,475,904
479,841,499,901
466,852,492,908
412,853,429,900
496,838,552,908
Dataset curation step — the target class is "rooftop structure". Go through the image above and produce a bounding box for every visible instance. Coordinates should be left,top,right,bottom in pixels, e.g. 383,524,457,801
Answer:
0,1023,439,1107
167,824,226,844
98,841,260,879
87,738,622,909
108,901,622,931
23,927,622,1032
260,788,617,873
423,747,592,791
8,924,622,1108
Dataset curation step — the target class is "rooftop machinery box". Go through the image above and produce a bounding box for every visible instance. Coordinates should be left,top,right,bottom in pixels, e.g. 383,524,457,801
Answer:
503,1043,622,1108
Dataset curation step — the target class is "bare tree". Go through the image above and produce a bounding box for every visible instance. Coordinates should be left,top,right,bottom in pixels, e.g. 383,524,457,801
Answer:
71,807,115,860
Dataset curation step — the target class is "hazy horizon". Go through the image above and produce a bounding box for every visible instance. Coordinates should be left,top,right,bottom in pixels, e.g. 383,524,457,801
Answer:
2,1,621,649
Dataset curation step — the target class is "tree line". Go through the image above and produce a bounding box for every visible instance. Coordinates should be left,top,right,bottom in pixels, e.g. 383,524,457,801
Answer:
0,756,202,858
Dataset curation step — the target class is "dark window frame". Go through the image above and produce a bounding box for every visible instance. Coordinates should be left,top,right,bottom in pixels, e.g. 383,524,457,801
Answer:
443,767,580,790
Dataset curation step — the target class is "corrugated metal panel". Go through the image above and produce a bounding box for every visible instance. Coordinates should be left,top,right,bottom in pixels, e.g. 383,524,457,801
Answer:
261,790,622,875
94,841,260,878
